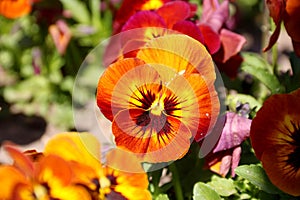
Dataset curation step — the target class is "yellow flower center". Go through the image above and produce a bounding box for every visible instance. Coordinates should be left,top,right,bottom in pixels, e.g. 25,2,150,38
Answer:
150,98,165,116
141,0,164,10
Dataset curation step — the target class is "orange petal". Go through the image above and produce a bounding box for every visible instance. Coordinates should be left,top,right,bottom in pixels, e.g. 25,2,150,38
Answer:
137,34,215,79
36,155,73,187
4,143,34,177
106,148,145,173
44,132,102,170
250,93,300,160
97,58,160,121
261,145,300,196
112,108,191,162
49,20,72,55
0,0,31,19
103,166,151,200
183,73,220,141
0,166,27,199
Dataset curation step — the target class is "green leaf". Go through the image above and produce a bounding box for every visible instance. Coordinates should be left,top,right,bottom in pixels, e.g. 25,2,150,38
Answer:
227,93,262,111
235,165,280,194
241,53,284,94
59,0,90,24
207,176,237,197
193,182,221,200
155,194,169,200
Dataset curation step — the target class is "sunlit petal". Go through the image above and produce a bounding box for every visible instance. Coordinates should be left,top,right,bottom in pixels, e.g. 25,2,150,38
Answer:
44,132,101,170
0,166,27,199
137,34,215,79
97,58,160,121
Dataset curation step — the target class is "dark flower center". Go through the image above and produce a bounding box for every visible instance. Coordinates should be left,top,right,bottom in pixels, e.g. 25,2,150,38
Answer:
286,121,300,169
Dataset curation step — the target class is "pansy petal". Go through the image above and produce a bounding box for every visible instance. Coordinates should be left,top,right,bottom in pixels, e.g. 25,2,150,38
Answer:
284,0,300,42
261,145,300,196
49,20,72,55
266,0,285,25
250,92,300,160
44,132,101,169
250,88,300,196
113,0,168,33
181,73,219,141
112,108,191,162
213,52,244,79
106,148,145,173
122,11,166,31
103,166,151,200
36,155,73,186
263,20,281,52
213,112,251,153
292,40,300,57
219,29,246,63
97,58,161,121
201,0,229,32
51,185,92,200
172,20,204,44
4,143,34,177
199,24,221,54
137,34,215,78
0,0,31,19
0,166,27,199
156,1,190,28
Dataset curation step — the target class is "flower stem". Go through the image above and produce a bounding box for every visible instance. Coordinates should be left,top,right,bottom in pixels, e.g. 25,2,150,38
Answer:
169,163,184,200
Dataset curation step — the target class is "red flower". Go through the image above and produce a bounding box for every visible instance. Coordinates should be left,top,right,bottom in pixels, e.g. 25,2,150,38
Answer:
250,88,300,196
198,0,246,78
264,0,300,56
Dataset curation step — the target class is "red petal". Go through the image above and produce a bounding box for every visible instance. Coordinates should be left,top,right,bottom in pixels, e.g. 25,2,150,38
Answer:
263,20,281,52
156,1,190,28
284,0,300,42
172,20,204,44
219,29,246,62
4,143,34,177
266,0,285,25
199,24,221,54
122,11,166,31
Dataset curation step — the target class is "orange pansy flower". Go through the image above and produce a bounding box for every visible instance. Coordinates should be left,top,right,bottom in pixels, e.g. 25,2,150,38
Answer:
44,132,151,200
97,34,219,162
0,0,32,19
0,144,90,200
250,88,300,196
